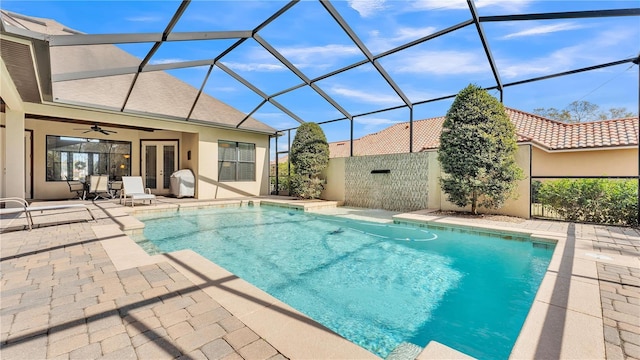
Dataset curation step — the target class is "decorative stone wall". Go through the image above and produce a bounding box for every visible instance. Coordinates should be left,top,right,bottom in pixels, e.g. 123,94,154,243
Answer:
344,152,430,212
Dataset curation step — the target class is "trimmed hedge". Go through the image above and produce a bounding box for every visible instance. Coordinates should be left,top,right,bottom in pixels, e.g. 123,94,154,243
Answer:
537,178,638,227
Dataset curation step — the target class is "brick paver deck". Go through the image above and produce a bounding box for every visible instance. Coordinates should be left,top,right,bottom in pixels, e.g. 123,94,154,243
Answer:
1,207,286,360
2,200,639,359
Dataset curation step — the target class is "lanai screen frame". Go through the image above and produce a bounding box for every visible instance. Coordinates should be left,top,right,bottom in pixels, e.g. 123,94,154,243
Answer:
1,0,639,221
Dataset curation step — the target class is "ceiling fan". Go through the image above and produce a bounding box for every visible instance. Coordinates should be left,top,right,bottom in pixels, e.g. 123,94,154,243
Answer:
74,124,117,135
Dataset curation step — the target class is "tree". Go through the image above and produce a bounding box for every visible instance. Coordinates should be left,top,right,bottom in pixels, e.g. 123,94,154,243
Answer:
532,107,572,122
533,101,636,123
270,161,295,193
438,84,524,214
598,107,636,120
289,122,329,199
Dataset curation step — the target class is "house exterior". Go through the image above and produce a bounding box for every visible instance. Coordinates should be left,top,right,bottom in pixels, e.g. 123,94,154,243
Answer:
322,108,638,217
1,11,276,200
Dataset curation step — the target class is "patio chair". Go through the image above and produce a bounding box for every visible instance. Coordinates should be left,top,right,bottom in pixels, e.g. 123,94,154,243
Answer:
88,175,110,200
0,197,96,230
65,177,86,200
109,181,122,199
120,176,156,207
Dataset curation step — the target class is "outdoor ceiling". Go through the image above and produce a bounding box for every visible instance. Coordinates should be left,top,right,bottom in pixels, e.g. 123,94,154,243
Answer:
1,0,639,150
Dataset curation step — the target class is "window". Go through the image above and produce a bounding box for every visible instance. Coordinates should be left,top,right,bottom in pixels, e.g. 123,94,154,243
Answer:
46,135,131,181
218,140,255,181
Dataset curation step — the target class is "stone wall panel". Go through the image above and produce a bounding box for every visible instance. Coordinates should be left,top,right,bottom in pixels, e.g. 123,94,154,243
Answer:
344,153,429,212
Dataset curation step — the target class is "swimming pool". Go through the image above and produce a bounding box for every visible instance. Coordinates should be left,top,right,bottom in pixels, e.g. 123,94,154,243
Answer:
134,204,555,359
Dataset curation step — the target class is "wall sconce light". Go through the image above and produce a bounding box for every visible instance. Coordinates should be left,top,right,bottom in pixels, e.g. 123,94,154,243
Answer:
120,164,125,169
123,154,130,159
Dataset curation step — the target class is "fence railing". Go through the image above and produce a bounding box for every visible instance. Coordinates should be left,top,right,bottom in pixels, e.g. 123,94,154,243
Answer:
530,176,638,227
269,175,291,195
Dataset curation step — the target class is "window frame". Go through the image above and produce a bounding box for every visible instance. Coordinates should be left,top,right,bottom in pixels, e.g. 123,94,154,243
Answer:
218,140,256,182
46,135,132,182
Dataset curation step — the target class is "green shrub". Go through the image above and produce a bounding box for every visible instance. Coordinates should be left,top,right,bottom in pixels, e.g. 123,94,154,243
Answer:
290,123,329,199
438,84,523,214
270,162,294,193
537,178,638,227
290,175,324,199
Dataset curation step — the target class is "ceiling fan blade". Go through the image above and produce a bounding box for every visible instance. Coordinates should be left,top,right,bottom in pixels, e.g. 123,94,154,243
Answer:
82,130,92,133
99,130,110,135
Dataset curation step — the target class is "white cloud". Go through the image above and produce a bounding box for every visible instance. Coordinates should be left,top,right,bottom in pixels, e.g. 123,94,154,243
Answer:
348,0,387,17
412,0,532,11
502,23,584,39
500,45,581,78
386,50,489,75
126,16,162,23
254,111,290,119
330,86,402,105
223,62,285,72
210,86,239,93
354,117,401,132
367,26,437,53
149,58,189,65
499,26,637,79
279,44,361,68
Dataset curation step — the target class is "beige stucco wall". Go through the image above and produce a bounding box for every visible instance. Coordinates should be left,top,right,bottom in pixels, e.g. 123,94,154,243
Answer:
437,145,531,218
531,146,637,177
321,157,346,203
196,128,270,199
1,101,272,200
324,145,531,218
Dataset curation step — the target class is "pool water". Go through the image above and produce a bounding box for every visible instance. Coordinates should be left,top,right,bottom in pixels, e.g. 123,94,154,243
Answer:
135,205,554,359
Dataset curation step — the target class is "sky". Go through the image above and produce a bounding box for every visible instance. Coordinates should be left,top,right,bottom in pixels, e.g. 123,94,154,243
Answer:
2,0,639,154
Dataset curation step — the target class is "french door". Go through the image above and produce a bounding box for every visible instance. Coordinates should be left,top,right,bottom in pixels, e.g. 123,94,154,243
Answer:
141,140,178,195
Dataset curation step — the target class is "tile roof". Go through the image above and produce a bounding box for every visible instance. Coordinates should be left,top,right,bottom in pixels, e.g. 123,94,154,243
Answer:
329,108,639,158
0,11,275,133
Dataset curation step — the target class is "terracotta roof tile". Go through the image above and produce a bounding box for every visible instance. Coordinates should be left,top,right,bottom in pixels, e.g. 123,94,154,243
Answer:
329,108,638,158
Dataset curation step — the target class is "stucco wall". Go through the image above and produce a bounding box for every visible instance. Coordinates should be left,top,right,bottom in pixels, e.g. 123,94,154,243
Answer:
1,103,272,200
24,118,186,199
321,156,345,203
437,145,531,218
196,128,270,199
532,146,637,176
324,145,531,218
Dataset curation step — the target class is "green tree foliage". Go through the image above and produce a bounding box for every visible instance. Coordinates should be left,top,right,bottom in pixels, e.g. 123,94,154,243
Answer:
533,101,636,123
289,122,329,199
270,161,295,193
537,178,638,227
438,84,524,214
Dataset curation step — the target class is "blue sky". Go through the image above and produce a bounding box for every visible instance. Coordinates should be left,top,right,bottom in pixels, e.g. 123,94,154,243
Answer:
2,0,639,152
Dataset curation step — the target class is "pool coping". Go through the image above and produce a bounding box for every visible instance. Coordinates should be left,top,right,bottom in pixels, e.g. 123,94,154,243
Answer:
105,199,630,359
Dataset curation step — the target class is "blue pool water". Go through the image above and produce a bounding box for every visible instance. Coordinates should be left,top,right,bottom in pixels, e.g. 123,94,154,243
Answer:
135,205,554,359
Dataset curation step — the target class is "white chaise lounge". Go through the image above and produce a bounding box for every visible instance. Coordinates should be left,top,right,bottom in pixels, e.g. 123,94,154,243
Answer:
0,197,96,230
120,176,156,207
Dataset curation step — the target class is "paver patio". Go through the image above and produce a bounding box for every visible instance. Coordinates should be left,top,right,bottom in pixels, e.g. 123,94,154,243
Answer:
1,198,639,359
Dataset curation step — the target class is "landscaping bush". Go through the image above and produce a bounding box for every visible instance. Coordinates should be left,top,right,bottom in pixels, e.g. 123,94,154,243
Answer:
289,123,329,199
537,178,638,227
438,84,523,214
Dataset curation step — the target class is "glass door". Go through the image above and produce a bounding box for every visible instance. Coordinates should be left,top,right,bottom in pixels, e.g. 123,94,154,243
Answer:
141,140,178,195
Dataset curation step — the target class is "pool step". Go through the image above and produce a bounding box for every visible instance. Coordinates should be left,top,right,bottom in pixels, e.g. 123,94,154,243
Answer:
386,342,423,360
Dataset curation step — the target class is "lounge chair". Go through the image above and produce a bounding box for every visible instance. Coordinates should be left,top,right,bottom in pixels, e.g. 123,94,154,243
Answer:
65,177,86,200
87,175,111,200
120,176,156,207
0,197,96,230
